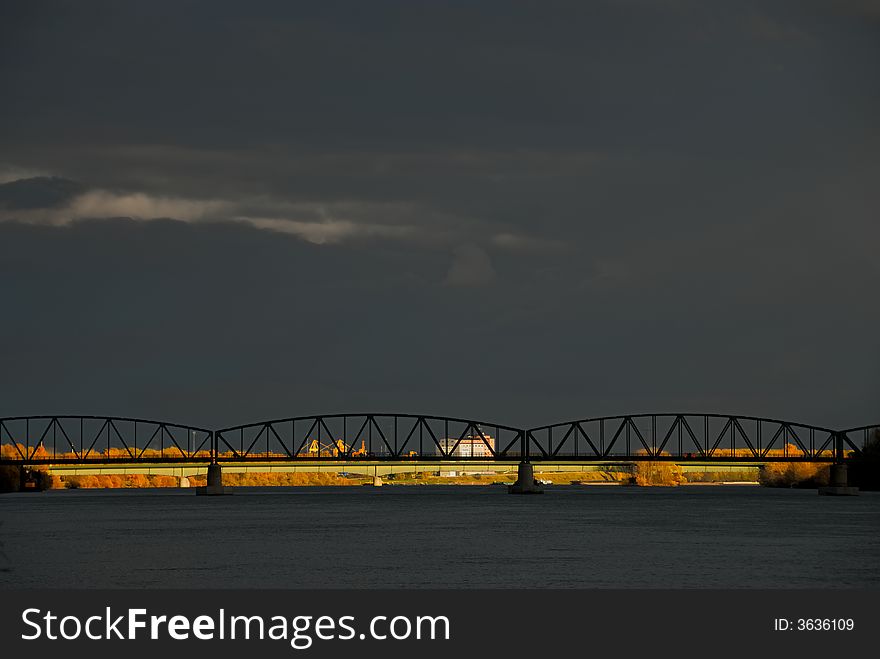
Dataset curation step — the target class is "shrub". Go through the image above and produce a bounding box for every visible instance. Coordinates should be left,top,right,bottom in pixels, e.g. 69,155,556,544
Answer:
148,475,178,488
633,461,683,486
125,474,150,488
758,462,829,488
31,470,57,490
0,466,20,492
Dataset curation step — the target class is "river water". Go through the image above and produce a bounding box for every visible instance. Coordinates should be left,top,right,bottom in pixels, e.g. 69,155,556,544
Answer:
1,485,878,588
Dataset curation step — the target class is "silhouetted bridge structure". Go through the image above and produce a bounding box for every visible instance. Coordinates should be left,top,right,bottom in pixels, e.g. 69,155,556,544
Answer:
2,413,876,494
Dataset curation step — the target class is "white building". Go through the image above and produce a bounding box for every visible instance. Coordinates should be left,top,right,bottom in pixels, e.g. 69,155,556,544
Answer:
439,433,495,457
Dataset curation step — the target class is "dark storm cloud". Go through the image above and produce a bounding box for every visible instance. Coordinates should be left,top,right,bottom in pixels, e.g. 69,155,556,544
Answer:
0,177,84,209
0,0,878,428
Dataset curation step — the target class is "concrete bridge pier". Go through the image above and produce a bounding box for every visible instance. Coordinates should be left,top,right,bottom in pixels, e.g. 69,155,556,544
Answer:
819,463,858,496
196,463,229,496
508,462,544,494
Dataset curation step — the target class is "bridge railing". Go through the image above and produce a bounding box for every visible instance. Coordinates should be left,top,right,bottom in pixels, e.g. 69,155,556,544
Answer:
0,415,214,463
214,414,526,461
525,414,858,461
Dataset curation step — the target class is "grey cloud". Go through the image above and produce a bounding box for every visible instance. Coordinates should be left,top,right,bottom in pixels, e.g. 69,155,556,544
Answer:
745,13,812,42
444,244,497,287
0,176,85,210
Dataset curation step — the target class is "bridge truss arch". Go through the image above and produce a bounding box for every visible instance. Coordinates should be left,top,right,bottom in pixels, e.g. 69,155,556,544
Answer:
525,413,864,462
214,413,525,461
838,423,880,452
2,412,877,465
0,415,214,464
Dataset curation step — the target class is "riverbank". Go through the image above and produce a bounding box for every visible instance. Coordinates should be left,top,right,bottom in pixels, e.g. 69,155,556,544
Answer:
3,466,766,491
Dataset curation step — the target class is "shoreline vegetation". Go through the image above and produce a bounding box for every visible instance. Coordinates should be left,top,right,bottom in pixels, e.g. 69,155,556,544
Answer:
0,463,810,492
2,439,877,492
1,468,761,491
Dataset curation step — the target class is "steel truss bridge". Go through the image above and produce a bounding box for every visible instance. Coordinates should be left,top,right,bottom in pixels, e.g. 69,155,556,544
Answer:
0,413,877,466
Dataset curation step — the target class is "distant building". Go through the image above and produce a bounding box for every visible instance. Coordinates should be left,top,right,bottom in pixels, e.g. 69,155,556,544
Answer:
438,432,495,457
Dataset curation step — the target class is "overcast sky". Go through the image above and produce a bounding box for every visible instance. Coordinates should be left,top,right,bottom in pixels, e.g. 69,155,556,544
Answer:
0,0,878,430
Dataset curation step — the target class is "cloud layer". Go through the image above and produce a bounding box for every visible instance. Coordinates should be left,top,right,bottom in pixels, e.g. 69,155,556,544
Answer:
0,0,877,427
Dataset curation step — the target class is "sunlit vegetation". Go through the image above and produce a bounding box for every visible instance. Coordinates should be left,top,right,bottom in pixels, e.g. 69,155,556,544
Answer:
633,461,684,486
0,444,213,460
188,472,364,487
756,443,839,488
758,462,830,488
1,439,868,490
676,446,838,460
61,474,181,489
1,444,30,460
682,469,759,483
628,449,682,486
